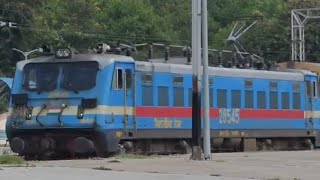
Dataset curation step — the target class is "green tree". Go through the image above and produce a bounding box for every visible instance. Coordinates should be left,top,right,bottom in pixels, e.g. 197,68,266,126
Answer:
0,0,43,75
32,0,102,48
4,0,320,65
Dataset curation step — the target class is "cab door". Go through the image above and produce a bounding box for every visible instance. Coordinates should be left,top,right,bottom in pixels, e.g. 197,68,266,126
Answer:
112,62,135,134
305,75,317,130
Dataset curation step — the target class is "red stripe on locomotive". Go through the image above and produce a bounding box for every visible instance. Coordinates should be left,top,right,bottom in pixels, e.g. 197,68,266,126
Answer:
240,109,304,119
136,107,304,119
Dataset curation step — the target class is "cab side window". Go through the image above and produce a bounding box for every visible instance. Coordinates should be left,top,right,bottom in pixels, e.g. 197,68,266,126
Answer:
312,81,317,98
114,68,123,90
306,80,318,98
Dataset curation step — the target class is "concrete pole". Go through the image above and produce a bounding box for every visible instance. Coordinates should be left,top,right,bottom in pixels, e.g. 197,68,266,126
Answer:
202,0,211,160
191,0,202,160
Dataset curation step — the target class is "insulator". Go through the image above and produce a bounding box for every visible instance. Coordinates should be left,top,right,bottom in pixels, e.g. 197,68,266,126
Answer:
266,61,272,70
256,61,263,70
115,47,121,55
208,52,212,58
183,46,187,57
164,46,170,62
41,44,52,53
232,53,236,67
227,61,232,68
96,44,103,54
249,57,253,68
126,49,132,56
187,47,191,64
218,52,222,66
148,45,153,59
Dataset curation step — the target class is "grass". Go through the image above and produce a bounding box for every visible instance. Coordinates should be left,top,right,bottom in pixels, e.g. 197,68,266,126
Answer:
107,159,121,163
214,159,226,163
267,178,281,180
0,155,25,165
114,153,150,159
92,166,112,171
146,171,160,173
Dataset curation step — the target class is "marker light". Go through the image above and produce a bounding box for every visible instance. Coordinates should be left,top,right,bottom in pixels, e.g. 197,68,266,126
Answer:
77,106,84,119
55,48,71,59
26,107,33,120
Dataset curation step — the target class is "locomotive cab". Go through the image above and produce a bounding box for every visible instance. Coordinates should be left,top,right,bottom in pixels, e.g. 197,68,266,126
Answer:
9,49,99,128
5,48,135,158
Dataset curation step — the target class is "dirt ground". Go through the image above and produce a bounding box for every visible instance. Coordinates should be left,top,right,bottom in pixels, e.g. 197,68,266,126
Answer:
28,150,320,180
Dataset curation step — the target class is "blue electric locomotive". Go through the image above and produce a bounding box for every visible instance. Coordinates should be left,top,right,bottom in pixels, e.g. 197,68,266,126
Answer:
5,47,320,158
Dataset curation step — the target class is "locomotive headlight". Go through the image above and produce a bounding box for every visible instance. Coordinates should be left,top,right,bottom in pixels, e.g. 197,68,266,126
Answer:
25,107,33,120
55,48,71,59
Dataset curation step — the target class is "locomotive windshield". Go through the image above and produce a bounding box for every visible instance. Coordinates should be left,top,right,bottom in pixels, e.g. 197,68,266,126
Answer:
62,62,99,91
23,63,59,92
23,61,99,92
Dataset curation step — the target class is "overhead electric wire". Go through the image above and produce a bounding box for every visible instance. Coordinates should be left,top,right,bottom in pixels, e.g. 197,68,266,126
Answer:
0,8,30,14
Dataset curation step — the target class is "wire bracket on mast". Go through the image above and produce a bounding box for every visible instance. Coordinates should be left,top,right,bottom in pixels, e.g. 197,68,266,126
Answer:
291,8,320,62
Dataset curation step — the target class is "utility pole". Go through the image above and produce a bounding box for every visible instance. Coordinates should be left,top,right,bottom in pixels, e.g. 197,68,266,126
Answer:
202,0,211,160
191,0,202,160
